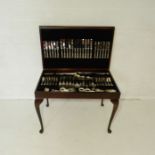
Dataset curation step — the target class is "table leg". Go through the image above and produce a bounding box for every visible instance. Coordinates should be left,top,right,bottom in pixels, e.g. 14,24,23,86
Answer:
35,98,44,133
101,99,104,106
46,98,49,107
107,99,119,133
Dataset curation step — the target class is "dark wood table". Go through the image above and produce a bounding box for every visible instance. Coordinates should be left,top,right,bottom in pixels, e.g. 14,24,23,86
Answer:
34,26,121,134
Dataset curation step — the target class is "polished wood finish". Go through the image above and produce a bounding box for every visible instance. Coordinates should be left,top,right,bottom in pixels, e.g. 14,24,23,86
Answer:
108,99,119,133
101,99,104,106
34,99,44,133
46,98,49,107
34,26,121,134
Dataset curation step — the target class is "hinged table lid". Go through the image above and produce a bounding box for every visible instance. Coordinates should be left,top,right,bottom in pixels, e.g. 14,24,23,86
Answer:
39,26,115,70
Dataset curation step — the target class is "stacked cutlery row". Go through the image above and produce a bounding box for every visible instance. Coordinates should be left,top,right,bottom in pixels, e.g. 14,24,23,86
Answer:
94,41,111,59
40,72,116,93
42,39,111,59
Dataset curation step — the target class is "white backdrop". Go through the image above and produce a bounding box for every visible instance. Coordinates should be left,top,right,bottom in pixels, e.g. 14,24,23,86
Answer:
0,0,155,99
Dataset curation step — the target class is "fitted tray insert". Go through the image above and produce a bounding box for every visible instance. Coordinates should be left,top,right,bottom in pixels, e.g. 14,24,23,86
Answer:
37,71,119,93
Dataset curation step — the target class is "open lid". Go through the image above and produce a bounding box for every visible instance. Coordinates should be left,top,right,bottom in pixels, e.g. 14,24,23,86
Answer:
39,26,115,70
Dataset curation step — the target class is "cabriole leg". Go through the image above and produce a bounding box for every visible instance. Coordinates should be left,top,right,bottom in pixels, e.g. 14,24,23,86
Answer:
46,98,49,107
101,99,104,106
107,99,119,133
35,98,44,133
